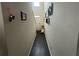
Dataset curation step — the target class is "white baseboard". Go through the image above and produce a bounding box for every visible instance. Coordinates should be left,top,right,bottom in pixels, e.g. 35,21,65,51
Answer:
44,32,52,56
27,33,36,56
46,39,53,56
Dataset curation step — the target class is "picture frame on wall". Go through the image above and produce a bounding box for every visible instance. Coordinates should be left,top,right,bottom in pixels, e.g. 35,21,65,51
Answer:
21,11,27,21
48,3,53,16
45,3,53,25
48,6,52,16
51,3,53,15
46,17,50,24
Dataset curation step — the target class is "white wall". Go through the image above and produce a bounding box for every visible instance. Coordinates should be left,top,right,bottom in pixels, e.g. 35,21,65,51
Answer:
0,3,7,56
1,2,36,56
32,2,44,30
44,2,79,56
34,17,44,30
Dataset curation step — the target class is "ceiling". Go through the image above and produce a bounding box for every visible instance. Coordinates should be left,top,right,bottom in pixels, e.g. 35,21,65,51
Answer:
32,2,44,18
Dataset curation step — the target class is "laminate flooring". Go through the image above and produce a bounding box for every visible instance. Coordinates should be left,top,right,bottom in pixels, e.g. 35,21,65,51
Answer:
29,31,50,56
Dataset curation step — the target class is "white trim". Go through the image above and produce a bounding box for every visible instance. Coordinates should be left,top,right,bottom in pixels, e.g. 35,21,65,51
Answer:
45,37,52,56
44,31,52,56
27,32,36,56
47,43,53,56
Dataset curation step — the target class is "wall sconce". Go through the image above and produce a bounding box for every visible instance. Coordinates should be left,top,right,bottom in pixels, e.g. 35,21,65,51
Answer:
8,14,15,22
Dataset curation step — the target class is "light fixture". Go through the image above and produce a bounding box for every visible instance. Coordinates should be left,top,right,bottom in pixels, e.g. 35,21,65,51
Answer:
34,16,40,18
34,2,40,7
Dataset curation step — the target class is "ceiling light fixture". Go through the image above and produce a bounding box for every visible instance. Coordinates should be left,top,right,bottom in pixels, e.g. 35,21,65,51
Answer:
34,2,40,7
34,16,40,17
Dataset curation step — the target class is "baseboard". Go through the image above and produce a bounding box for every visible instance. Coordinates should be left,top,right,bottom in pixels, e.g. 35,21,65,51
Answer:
27,33,36,56
46,39,53,56
44,32,52,56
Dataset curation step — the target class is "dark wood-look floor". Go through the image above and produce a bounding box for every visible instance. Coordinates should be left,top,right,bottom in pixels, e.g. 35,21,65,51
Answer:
29,31,50,56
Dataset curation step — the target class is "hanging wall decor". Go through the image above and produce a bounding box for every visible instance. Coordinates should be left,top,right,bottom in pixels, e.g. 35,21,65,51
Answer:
51,3,53,15
45,3,53,25
48,6,52,16
8,14,15,22
21,11,27,21
48,3,53,16
7,6,15,22
46,17,50,24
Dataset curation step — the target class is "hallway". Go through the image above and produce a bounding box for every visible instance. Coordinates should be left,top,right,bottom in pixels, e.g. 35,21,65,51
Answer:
29,31,50,56
0,2,79,56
